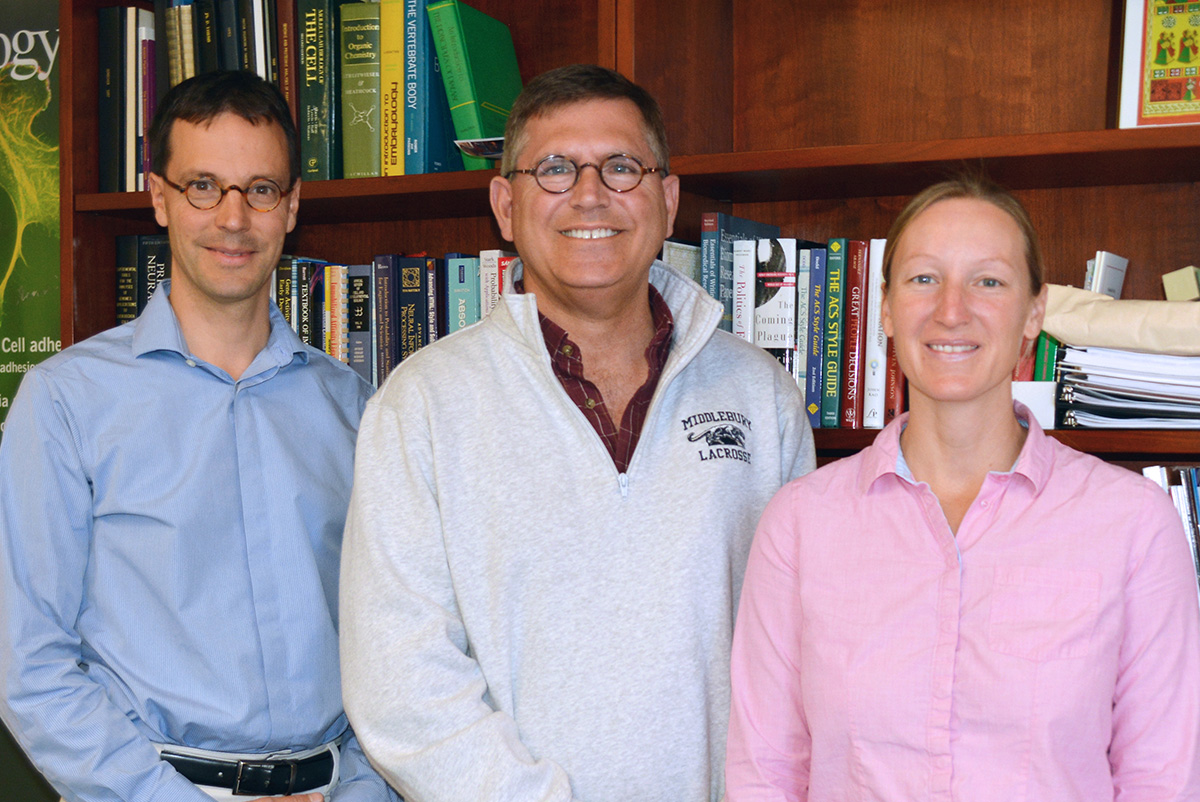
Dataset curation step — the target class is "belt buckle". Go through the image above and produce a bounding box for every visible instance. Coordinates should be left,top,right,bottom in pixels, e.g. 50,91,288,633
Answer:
233,758,296,796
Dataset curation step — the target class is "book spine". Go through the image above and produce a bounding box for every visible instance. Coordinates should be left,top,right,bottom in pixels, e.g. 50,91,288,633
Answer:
753,238,797,351
298,0,334,180
216,0,242,70
839,240,868,429
163,3,181,88
274,0,298,118
479,249,505,316
1034,332,1061,382
884,336,905,425
731,239,755,342
793,246,811,394
326,263,348,361
444,255,480,332
124,6,138,190
395,257,426,362
137,234,172,314
116,235,139,325
346,263,375,384
98,7,124,193
804,247,826,429
340,1,382,178
380,0,405,176
179,2,197,80
822,238,846,429
424,256,440,343
137,11,157,191
193,0,221,73
237,0,254,70
373,254,398,384
497,255,516,295
275,256,294,328
699,213,720,307
296,259,314,346
861,239,887,429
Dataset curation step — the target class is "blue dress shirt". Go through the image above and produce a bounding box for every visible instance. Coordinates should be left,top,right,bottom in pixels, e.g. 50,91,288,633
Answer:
0,283,392,802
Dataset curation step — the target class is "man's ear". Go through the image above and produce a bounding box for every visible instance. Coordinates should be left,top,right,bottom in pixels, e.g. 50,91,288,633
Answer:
148,173,170,228
285,178,301,234
489,175,515,243
661,173,680,240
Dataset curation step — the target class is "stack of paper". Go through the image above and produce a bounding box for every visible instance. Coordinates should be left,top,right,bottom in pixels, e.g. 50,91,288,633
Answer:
1056,346,1200,429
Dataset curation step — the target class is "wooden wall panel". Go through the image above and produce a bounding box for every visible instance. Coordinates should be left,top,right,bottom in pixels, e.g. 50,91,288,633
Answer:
732,0,1115,151
734,181,1200,301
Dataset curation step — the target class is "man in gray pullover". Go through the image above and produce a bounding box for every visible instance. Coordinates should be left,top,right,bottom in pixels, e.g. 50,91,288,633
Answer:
339,64,816,802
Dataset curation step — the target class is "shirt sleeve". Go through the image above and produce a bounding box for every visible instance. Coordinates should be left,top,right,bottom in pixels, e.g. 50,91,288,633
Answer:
329,728,400,801
1108,478,1200,798
339,393,577,802
0,370,210,802
725,484,811,802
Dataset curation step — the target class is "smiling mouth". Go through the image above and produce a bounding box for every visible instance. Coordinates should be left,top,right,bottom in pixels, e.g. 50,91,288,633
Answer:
560,228,619,240
928,344,978,354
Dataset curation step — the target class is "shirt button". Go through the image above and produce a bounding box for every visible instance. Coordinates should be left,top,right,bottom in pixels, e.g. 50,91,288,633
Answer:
585,398,596,409
561,344,573,356
185,359,197,367
981,500,989,507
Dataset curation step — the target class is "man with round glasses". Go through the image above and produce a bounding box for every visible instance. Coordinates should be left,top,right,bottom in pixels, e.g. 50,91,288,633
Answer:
341,64,814,802
0,71,393,802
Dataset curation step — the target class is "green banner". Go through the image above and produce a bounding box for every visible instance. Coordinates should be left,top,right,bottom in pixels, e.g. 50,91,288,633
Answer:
0,2,60,439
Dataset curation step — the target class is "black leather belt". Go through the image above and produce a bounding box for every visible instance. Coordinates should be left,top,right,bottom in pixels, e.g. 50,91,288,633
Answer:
162,747,334,796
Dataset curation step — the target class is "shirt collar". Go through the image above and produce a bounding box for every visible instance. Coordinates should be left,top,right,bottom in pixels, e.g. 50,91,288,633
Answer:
131,279,310,372
860,400,1053,494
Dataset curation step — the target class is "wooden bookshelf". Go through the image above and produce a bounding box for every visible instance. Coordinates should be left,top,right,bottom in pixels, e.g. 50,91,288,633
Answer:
60,0,1200,464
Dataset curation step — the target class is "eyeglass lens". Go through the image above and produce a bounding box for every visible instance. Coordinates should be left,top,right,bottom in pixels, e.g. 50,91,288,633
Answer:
534,155,648,193
185,179,284,212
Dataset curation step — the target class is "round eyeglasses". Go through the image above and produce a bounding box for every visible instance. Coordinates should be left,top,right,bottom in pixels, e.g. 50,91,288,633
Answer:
159,175,293,212
505,153,666,194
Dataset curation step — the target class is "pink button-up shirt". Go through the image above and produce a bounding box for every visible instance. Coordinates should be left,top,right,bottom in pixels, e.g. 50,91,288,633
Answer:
727,406,1200,801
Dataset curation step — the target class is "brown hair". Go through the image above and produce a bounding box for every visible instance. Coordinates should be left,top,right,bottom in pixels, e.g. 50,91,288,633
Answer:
499,64,669,177
150,70,300,186
882,175,1044,295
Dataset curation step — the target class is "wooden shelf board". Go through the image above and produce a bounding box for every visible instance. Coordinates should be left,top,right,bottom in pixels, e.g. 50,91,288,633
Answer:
815,426,1200,460
671,128,1200,203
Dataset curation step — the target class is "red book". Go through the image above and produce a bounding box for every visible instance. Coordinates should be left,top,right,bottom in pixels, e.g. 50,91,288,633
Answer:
839,240,869,429
498,255,518,293
885,337,906,424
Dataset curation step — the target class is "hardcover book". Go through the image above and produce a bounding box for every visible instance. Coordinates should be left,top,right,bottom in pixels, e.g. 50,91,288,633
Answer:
115,235,139,325
298,0,341,180
379,0,405,176
404,0,464,173
804,245,827,428
861,238,887,429
98,5,125,192
753,238,797,351
731,239,755,342
444,253,481,333
137,233,171,315
426,0,522,170
346,263,375,384
822,238,846,429
340,0,382,178
699,212,780,332
839,240,868,429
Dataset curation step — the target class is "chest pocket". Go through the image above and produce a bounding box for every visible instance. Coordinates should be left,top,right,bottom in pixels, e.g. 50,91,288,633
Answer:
988,565,1101,661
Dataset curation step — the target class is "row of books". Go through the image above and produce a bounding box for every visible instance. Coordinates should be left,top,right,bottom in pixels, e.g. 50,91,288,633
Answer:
1143,465,1200,600
98,0,523,191
722,235,904,431
114,233,517,387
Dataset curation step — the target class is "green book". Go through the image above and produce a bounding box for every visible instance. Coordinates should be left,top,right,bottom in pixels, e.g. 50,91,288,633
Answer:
299,0,341,180
340,0,383,178
425,0,522,170
1034,332,1061,382
822,238,847,429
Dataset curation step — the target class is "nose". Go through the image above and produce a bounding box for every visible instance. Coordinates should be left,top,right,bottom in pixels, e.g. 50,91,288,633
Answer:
932,281,969,326
213,187,252,232
568,163,611,209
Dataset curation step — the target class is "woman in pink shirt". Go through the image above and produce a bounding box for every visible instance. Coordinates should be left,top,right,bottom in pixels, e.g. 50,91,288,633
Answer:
726,176,1200,801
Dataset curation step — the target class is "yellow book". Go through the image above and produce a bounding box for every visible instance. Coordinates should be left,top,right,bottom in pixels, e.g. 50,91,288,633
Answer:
379,0,406,175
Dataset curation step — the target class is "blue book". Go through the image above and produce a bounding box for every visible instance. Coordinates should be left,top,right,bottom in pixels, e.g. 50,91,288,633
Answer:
804,245,827,429
404,0,464,174
443,253,480,333
346,263,375,385
373,254,399,385
700,212,780,332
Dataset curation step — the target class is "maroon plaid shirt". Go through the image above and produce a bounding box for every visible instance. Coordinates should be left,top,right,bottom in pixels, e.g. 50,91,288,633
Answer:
515,279,674,474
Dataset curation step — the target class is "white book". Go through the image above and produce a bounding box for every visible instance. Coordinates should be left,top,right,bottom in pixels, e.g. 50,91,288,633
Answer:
123,7,138,191
660,240,702,285
732,239,756,342
862,238,888,429
793,247,812,395
478,249,515,317
1091,251,1129,299
753,238,796,349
